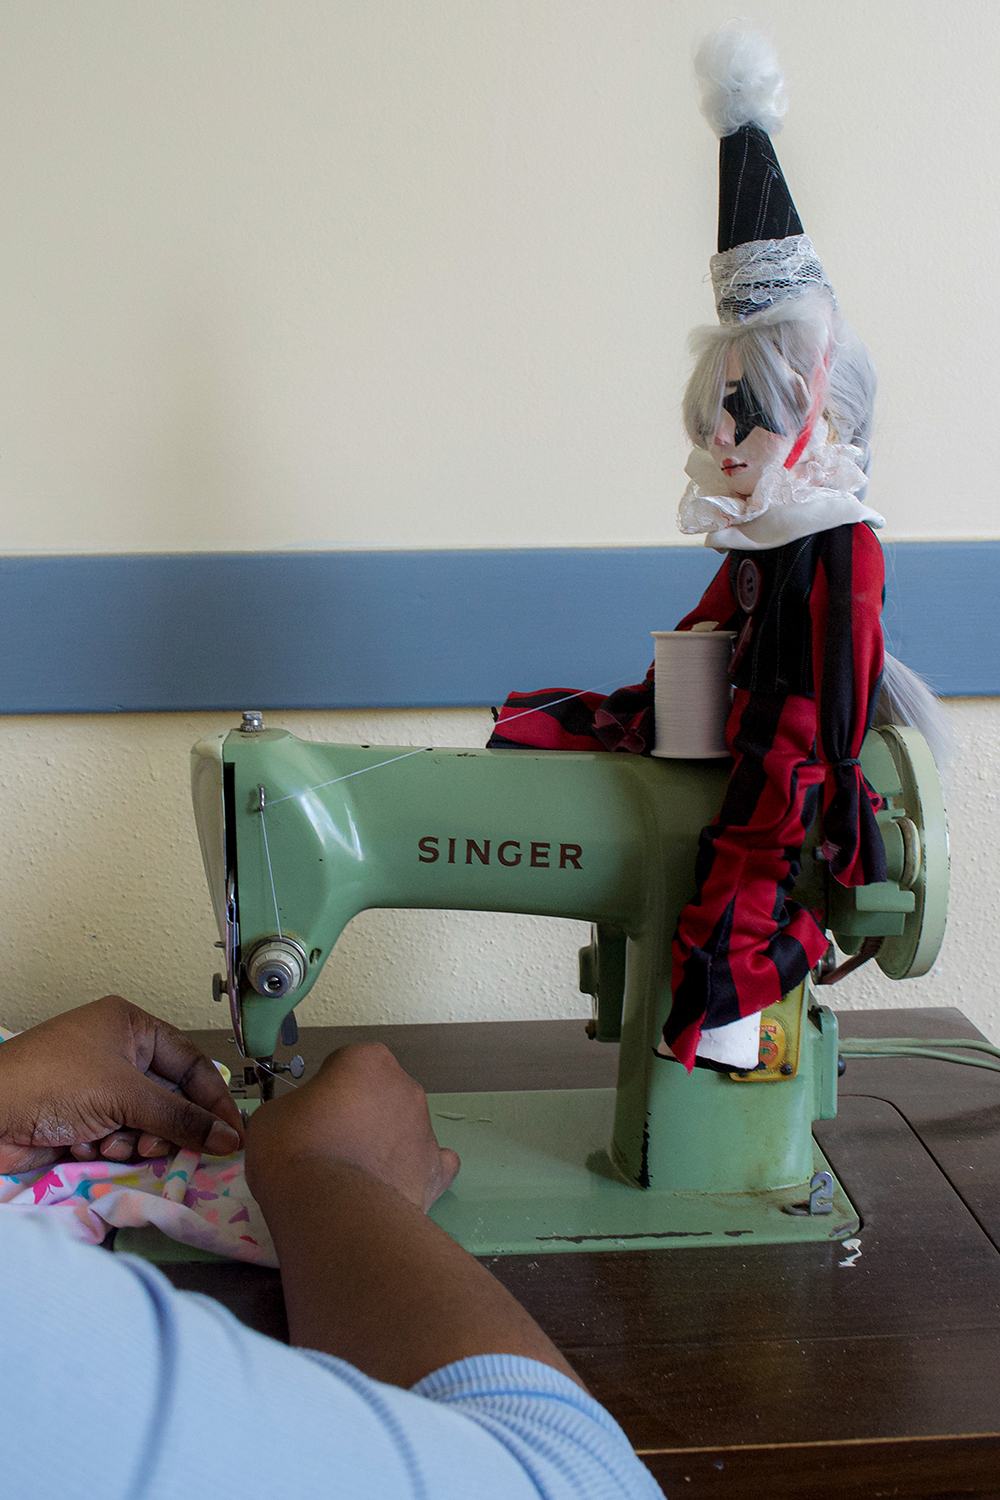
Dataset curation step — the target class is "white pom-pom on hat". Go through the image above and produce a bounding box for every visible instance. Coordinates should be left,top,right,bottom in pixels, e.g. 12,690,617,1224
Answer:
694,27,787,138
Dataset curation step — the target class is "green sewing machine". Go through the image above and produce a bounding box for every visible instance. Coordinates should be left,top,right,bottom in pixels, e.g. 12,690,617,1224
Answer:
191,715,947,1255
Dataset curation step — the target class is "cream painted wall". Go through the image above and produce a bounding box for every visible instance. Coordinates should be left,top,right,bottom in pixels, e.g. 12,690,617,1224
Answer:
0,0,995,553
0,701,993,1042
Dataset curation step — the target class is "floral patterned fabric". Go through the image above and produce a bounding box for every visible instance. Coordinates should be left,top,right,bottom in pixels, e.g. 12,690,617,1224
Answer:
0,1025,275,1264
0,1148,276,1264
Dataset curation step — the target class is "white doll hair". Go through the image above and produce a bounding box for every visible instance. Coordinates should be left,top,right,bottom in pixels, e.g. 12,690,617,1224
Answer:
876,655,956,781
682,295,877,472
682,295,954,771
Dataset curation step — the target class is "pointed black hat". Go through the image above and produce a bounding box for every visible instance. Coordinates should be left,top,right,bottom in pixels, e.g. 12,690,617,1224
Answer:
695,31,833,324
717,123,802,253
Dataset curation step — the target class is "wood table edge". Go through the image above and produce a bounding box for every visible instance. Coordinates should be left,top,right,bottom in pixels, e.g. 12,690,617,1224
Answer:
639,1431,1000,1499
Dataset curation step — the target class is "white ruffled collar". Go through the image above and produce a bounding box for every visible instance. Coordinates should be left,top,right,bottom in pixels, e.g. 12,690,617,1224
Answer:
678,434,885,552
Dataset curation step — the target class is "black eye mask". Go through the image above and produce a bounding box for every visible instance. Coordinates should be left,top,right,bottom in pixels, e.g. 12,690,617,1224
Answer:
721,378,786,447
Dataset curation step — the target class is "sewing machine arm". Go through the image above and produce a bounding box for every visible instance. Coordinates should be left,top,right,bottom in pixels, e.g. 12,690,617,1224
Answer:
192,721,946,1064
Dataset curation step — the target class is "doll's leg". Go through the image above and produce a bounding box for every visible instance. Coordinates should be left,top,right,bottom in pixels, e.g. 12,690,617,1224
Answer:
664,689,829,1070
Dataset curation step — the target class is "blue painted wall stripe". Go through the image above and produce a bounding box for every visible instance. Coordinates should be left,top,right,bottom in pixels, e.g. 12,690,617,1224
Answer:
0,542,992,714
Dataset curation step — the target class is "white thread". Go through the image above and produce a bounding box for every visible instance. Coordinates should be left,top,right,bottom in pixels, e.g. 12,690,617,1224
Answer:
258,801,283,938
262,746,435,807
255,1060,299,1090
650,632,736,758
493,679,622,728
260,679,627,808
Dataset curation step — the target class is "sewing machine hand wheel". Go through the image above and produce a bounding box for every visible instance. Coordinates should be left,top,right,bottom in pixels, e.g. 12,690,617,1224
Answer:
829,725,949,980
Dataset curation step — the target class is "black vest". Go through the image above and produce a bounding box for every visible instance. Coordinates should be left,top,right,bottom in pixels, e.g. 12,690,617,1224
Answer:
726,533,823,697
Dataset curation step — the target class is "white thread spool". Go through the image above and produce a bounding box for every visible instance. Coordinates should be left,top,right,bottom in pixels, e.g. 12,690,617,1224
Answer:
650,630,736,759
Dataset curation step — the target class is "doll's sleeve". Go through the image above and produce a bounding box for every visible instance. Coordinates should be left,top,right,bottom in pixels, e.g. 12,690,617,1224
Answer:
809,523,887,888
673,558,740,631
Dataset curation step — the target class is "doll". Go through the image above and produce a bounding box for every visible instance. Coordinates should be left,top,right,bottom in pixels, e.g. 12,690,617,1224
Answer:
488,32,930,1071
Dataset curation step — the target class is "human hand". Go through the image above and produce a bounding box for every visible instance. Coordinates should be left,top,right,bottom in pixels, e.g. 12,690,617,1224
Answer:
0,995,244,1173
245,1042,460,1213
244,1047,580,1391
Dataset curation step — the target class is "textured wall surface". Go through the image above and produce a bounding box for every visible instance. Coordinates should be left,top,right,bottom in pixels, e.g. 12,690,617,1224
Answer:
1,701,994,1043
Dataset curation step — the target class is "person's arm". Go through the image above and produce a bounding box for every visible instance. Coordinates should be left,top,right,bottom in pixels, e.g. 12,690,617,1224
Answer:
2,1205,662,1500
245,1041,584,1389
0,1015,662,1497
0,994,244,1171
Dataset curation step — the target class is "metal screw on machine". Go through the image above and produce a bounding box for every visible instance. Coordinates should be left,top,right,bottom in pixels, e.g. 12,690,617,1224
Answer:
212,972,227,1003
240,711,265,733
266,1054,306,1080
246,938,307,998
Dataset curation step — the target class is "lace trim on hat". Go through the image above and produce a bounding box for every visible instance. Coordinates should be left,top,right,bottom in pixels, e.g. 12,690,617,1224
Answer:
711,233,834,325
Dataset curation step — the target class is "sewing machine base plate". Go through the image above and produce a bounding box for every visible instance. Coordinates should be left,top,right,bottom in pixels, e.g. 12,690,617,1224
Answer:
114,1084,858,1265
425,1087,859,1254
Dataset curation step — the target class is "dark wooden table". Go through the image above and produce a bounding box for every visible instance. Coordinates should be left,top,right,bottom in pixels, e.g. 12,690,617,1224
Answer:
175,1008,1000,1499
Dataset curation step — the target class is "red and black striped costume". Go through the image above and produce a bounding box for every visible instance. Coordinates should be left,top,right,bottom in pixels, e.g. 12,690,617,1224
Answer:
488,521,887,1068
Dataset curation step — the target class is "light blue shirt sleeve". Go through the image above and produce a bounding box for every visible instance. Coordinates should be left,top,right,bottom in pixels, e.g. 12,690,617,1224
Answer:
0,1212,664,1500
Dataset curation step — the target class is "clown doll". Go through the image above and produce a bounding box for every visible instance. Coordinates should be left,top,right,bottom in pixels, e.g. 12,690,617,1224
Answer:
489,31,943,1072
